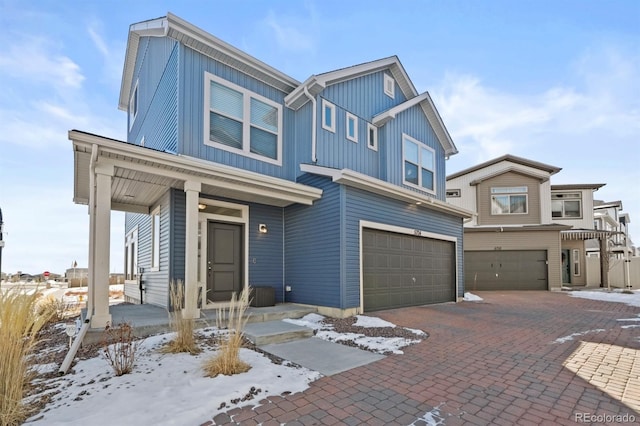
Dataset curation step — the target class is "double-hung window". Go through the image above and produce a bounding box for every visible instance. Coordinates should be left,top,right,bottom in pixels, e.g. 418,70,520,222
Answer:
491,187,528,214
151,207,160,270
124,227,138,281
552,193,582,218
403,134,435,192
205,72,282,165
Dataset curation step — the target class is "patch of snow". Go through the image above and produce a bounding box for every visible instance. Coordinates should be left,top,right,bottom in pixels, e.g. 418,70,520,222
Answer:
30,362,59,375
463,292,483,301
568,290,640,307
621,324,640,329
27,328,320,426
553,329,606,344
617,317,640,322
353,315,395,328
410,403,447,425
283,313,326,330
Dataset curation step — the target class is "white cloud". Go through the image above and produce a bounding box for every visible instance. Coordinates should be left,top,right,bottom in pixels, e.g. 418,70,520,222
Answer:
86,19,125,87
262,9,316,53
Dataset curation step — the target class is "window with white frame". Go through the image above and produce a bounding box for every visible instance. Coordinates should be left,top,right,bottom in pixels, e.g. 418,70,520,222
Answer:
491,186,528,214
403,134,435,191
151,207,160,270
446,189,461,198
205,72,282,164
384,74,395,98
129,80,139,130
346,112,358,142
124,227,138,281
572,249,581,276
552,193,582,218
367,123,378,151
322,99,335,133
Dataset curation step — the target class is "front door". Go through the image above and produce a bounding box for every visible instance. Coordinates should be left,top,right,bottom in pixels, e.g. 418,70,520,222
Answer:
561,249,571,284
206,221,243,303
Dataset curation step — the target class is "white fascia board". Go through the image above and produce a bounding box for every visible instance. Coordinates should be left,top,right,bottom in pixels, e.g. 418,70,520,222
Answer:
300,164,473,219
372,93,431,126
70,130,323,206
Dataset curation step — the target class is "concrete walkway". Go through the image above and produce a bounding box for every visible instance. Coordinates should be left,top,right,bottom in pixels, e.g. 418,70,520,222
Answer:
207,291,640,425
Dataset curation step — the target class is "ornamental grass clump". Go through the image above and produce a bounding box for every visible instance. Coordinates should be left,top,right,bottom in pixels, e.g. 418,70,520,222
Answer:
203,287,251,377
0,287,53,426
161,280,200,354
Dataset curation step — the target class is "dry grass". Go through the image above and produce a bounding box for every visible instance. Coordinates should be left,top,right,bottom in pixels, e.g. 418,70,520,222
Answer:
0,287,53,426
161,281,200,355
35,294,78,323
203,287,251,378
102,322,138,376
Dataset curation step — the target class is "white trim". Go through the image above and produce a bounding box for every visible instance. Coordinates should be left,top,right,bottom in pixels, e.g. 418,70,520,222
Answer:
129,79,139,130
204,72,283,166
384,74,395,98
346,112,358,143
140,136,145,147
150,206,160,271
367,123,378,151
124,226,139,281
402,133,436,194
572,248,581,276
321,99,335,133
299,164,473,219
358,220,459,313
197,199,249,309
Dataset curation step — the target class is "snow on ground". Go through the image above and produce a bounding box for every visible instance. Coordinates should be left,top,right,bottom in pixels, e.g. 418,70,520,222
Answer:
284,313,425,354
553,329,607,344
463,292,483,302
27,328,321,425
568,289,640,308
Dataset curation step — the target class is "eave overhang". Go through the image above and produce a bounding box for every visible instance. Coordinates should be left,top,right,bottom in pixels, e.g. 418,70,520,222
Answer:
465,224,572,233
551,183,606,191
469,167,551,186
300,164,473,219
119,13,300,111
71,130,322,211
447,154,562,181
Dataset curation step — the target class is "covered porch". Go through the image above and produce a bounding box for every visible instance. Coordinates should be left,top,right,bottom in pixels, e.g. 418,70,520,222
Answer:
561,229,617,288
70,130,322,329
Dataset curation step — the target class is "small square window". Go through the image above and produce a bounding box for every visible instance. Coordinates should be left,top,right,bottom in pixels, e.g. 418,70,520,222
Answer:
384,74,395,98
367,123,378,151
346,112,358,142
446,189,461,198
322,99,335,133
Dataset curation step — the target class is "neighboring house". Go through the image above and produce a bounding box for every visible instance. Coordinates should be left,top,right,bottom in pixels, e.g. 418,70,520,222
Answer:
588,200,633,259
550,184,606,287
446,155,572,291
70,13,472,329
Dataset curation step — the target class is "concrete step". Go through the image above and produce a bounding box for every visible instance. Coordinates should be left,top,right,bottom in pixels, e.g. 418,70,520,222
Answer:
244,320,314,345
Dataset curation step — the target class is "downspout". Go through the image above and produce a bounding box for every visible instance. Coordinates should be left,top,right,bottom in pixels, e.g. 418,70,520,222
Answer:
58,315,91,375
302,86,317,163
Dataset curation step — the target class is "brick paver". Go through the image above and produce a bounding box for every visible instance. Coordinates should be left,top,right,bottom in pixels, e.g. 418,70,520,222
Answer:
205,291,640,425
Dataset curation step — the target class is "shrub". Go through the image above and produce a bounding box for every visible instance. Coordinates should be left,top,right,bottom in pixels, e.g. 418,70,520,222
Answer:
161,280,200,354
203,288,251,377
0,287,53,426
35,294,76,323
102,322,138,376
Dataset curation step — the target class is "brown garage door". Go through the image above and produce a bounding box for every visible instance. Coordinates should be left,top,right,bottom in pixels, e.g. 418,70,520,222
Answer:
465,250,548,291
362,229,456,311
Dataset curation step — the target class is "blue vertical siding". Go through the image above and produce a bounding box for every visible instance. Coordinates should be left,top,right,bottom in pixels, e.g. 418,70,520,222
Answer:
177,45,294,180
170,189,185,283
284,175,342,307
344,186,465,306
382,106,448,200
248,204,285,302
128,37,179,147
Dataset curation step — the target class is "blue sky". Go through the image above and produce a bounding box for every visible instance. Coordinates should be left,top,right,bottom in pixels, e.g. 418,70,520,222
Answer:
0,0,638,275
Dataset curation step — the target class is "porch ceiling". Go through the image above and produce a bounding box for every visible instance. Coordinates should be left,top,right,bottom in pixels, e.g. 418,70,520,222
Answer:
71,130,323,213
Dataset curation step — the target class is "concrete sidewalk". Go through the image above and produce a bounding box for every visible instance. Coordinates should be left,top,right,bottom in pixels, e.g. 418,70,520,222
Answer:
206,291,640,425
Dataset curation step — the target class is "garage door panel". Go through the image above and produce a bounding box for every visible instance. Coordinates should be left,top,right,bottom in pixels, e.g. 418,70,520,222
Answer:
465,250,547,291
363,229,456,311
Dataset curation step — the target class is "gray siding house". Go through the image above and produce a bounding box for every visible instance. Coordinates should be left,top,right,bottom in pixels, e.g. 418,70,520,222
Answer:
70,13,471,328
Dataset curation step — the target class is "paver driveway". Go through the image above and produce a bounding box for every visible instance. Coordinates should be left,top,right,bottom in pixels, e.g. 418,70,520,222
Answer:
210,291,640,425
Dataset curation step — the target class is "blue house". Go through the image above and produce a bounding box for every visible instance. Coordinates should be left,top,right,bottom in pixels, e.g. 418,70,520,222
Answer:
70,13,472,328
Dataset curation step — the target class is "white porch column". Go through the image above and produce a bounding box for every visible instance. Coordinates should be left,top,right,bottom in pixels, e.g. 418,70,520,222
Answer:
90,163,113,328
184,180,201,319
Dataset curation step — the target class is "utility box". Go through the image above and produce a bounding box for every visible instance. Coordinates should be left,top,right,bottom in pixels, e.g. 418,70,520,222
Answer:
250,286,275,307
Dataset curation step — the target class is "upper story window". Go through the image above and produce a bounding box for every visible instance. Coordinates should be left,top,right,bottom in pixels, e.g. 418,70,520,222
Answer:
552,193,582,218
205,72,282,165
129,80,139,130
346,112,358,142
322,99,335,133
384,74,395,98
367,123,378,151
403,134,435,192
491,186,528,214
446,189,461,198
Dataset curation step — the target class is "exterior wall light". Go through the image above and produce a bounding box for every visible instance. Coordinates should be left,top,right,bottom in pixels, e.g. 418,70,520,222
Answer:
259,224,268,234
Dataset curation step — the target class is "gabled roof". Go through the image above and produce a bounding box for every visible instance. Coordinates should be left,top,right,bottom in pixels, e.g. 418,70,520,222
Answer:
468,167,552,185
285,56,457,156
119,13,300,111
551,183,606,191
594,200,623,210
447,154,562,181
